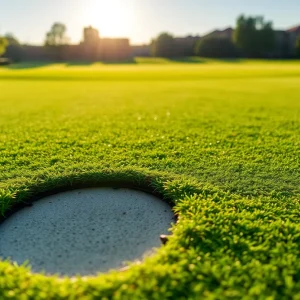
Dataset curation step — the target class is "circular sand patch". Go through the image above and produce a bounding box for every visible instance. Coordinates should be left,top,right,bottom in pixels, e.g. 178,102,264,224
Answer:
0,188,174,276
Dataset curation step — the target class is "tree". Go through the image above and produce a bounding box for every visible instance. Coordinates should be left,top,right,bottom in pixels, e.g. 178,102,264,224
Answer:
151,33,175,58
4,34,24,62
258,19,275,56
5,33,20,45
44,23,69,61
233,15,275,57
195,37,238,58
45,23,68,46
5,33,24,62
0,37,8,56
296,35,300,57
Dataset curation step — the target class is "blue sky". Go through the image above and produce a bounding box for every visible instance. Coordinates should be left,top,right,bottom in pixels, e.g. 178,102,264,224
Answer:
0,0,299,45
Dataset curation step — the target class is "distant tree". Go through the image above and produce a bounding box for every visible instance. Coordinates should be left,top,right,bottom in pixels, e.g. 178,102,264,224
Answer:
151,33,175,58
0,37,8,56
233,15,275,57
44,23,69,61
233,15,256,56
257,18,276,56
45,23,68,46
3,33,24,62
296,35,300,57
5,33,20,45
195,37,238,58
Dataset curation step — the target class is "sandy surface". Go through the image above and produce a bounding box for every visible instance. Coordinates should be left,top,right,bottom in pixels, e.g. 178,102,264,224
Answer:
0,188,174,276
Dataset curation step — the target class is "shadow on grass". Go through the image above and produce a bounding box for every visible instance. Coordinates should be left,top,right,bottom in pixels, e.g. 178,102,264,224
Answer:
170,57,207,64
2,57,245,70
217,58,243,63
57,59,137,67
102,58,137,65
172,57,243,63
4,61,53,70
65,61,95,67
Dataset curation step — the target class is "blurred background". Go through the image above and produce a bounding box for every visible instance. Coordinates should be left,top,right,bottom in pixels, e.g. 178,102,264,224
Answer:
0,0,300,64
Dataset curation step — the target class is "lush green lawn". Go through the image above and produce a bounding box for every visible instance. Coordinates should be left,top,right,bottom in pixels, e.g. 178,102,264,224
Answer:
0,59,300,299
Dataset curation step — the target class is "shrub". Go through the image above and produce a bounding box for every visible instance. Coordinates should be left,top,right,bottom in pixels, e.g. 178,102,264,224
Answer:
195,37,239,58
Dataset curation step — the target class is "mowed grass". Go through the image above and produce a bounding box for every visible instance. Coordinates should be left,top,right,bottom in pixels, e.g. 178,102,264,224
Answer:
0,59,300,299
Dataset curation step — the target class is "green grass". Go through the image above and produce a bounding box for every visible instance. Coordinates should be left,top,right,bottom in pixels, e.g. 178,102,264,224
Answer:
0,59,300,299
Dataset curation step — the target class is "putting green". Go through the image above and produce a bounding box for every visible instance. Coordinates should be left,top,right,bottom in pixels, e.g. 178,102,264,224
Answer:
0,59,300,299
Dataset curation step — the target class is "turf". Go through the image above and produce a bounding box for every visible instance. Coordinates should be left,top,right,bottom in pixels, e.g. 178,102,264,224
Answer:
0,59,300,299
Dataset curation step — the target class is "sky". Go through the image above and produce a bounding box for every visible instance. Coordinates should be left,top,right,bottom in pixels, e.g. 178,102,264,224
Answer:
0,0,299,45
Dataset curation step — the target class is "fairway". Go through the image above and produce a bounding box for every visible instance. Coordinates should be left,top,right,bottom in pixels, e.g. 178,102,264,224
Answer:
1,60,300,299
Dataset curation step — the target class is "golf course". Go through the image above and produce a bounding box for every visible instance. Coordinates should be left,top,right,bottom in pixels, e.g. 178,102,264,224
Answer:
1,59,300,299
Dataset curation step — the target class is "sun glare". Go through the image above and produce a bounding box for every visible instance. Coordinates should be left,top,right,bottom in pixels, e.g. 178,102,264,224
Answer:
82,0,134,38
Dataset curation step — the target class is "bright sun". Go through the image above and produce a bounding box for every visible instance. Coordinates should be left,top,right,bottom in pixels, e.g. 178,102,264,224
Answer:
82,0,134,37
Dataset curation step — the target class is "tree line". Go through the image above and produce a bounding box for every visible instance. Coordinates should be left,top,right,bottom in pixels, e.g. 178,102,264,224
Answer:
0,23,69,63
152,15,300,58
1,15,300,63
0,23,132,63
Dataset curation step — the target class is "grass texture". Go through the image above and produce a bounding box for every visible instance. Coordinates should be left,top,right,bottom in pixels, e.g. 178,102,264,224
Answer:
0,59,300,299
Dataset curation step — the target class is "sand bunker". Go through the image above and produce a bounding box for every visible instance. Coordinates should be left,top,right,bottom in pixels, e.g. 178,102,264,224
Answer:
0,188,174,276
